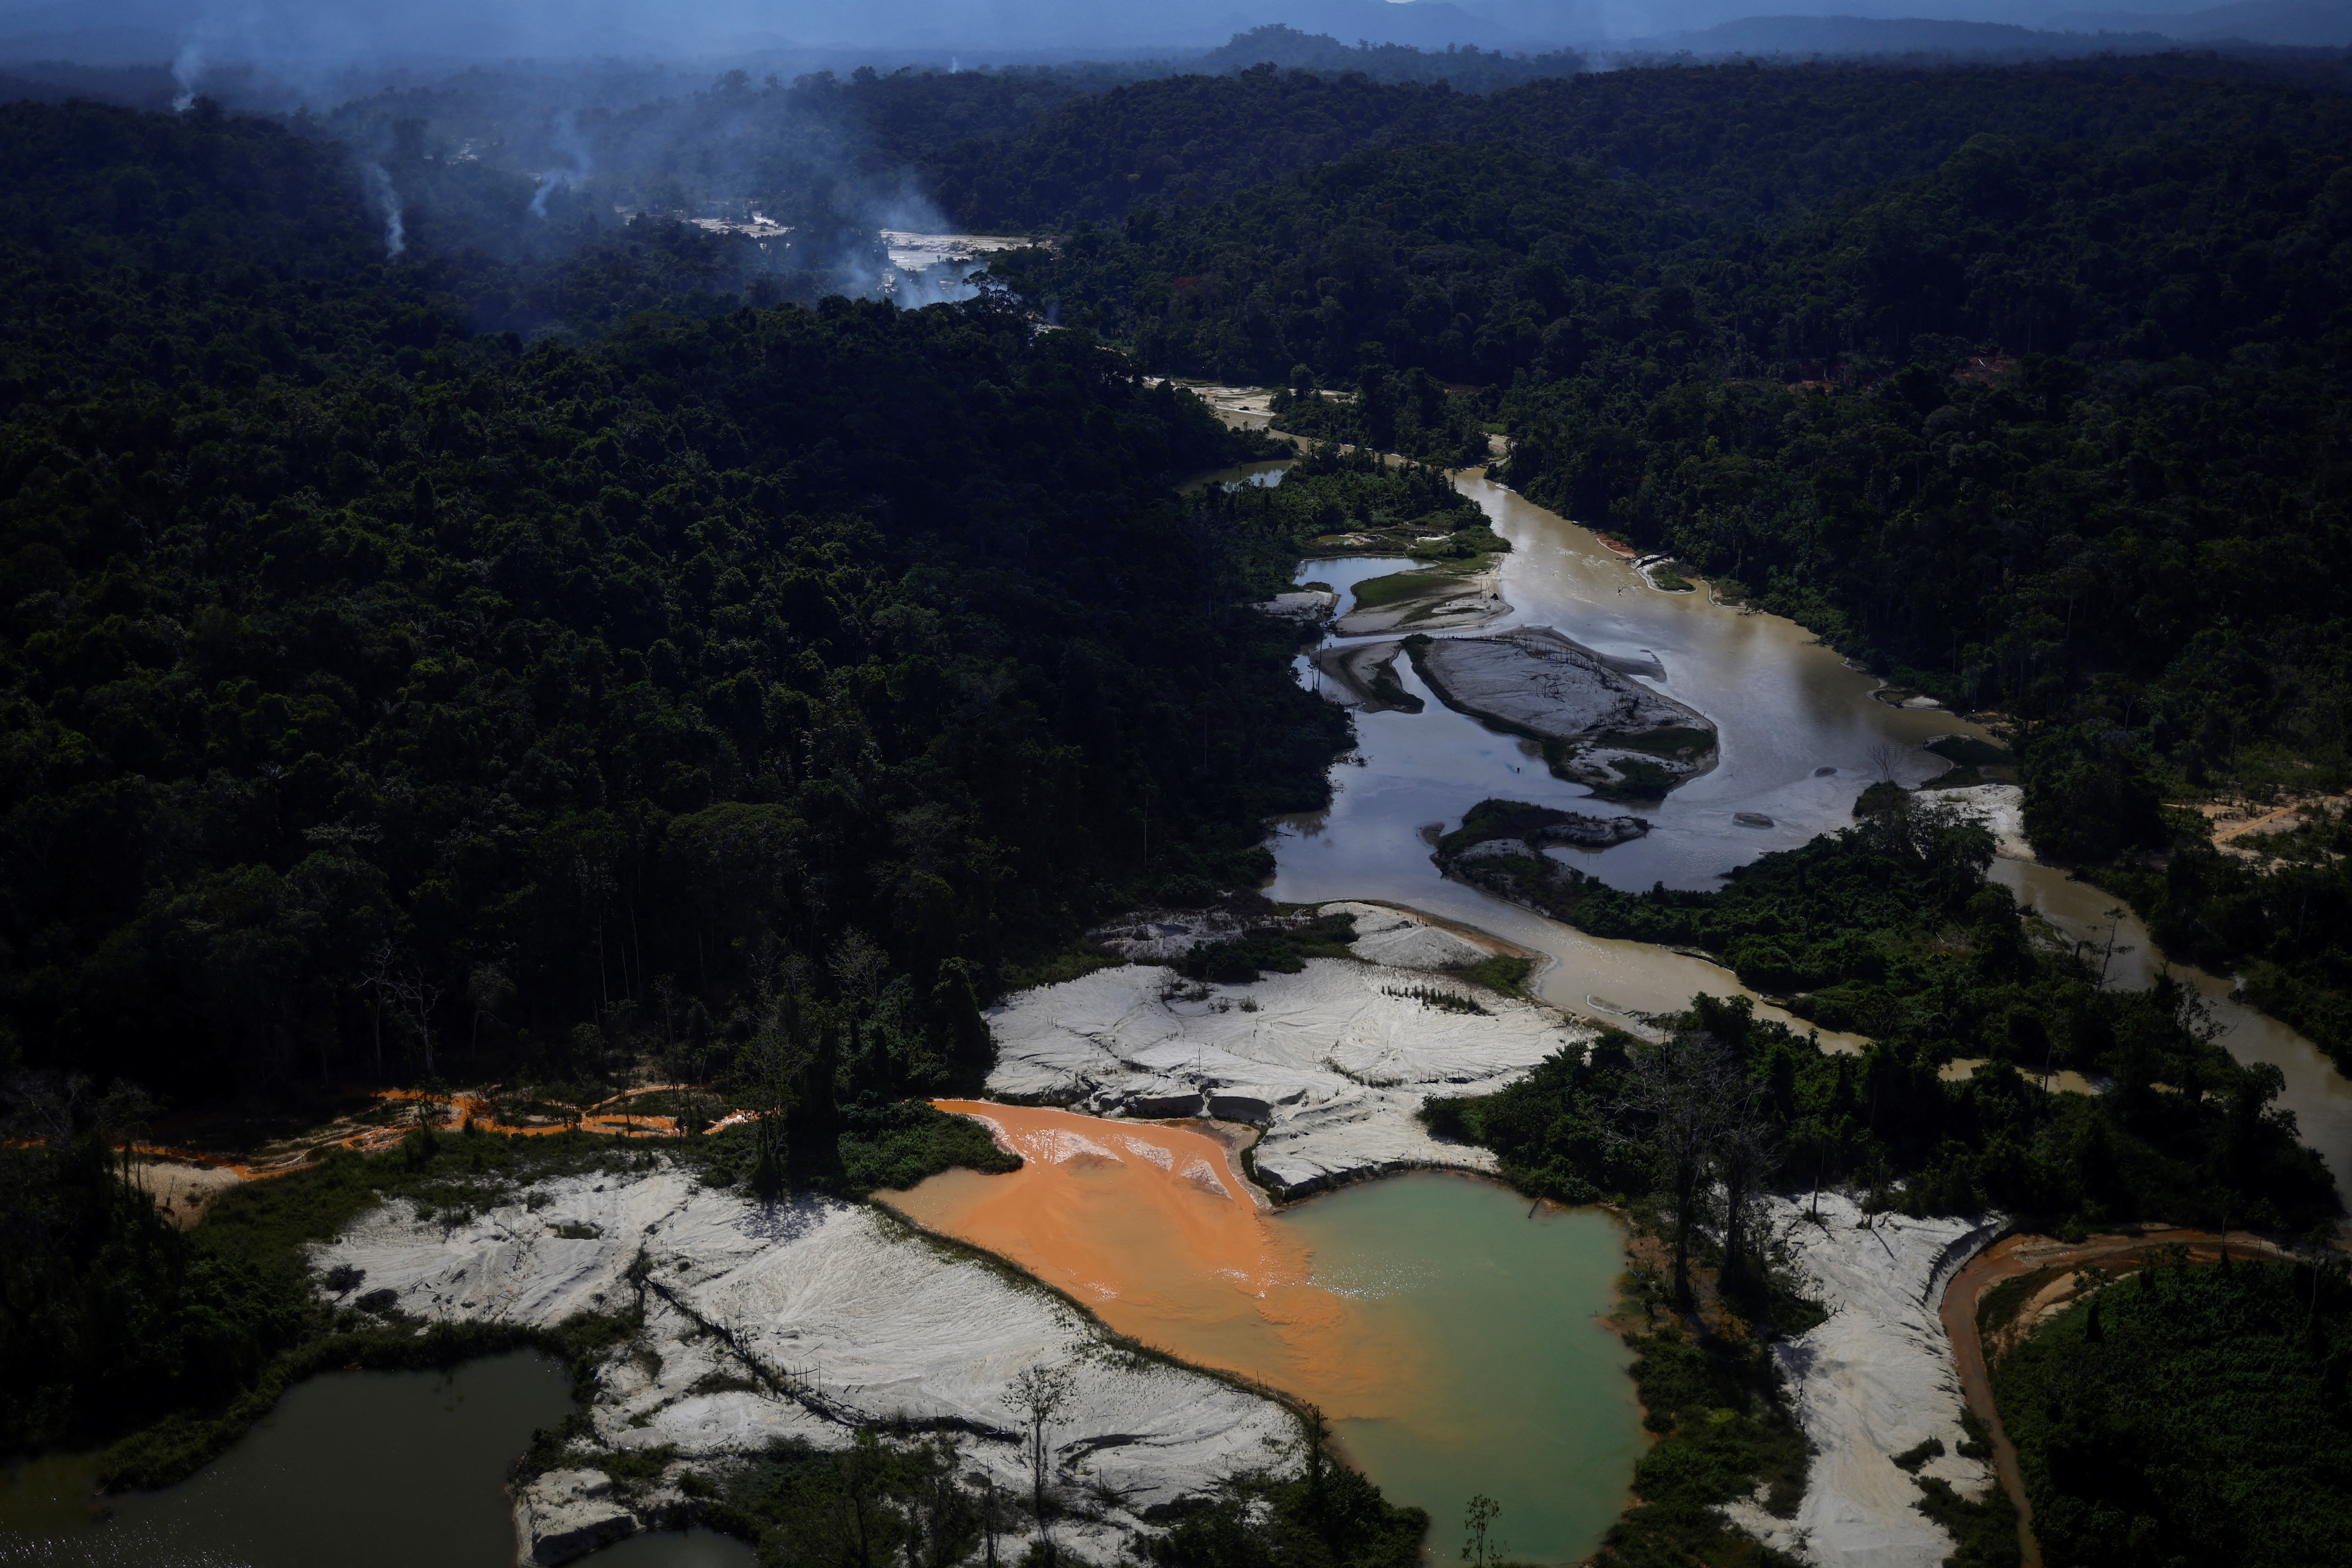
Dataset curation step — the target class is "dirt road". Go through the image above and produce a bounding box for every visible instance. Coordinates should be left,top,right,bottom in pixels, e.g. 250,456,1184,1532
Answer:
1938,1225,2300,1568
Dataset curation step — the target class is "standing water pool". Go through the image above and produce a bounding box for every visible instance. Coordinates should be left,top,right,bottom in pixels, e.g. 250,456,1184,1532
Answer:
1281,1173,1642,1563
0,1352,756,1568
887,1107,1640,1565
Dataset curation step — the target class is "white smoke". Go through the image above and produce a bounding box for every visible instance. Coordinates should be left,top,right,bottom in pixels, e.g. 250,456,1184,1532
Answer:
360,162,406,257
171,42,204,112
529,110,594,219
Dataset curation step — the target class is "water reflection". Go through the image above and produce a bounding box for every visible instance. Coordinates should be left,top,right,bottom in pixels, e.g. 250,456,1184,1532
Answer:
1282,471,1990,897
589,1532,758,1567
1996,860,2352,1191
0,1354,756,1568
1292,555,1419,600
0,1354,572,1567
1264,465,2352,1189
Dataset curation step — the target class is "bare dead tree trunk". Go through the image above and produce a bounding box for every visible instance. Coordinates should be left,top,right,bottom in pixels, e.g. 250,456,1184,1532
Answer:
363,942,398,1078
1715,1087,1778,1288
1611,1032,1740,1308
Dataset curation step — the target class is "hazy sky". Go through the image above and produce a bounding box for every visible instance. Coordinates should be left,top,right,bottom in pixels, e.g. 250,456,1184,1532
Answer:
0,0,2283,65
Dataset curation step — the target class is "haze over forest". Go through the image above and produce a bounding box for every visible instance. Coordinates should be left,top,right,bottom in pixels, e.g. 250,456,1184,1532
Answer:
4,2,2352,1566
6,0,2352,64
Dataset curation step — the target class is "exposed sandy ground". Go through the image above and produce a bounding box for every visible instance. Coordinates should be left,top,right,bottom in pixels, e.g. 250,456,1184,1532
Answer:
1936,1225,2310,1568
2178,791,2350,861
313,1169,1295,1566
1152,380,1280,430
879,230,1033,270
134,1156,247,1228
1308,639,1417,711
1926,782,2035,862
985,905,1590,1198
1720,1195,2007,1568
1409,627,1716,795
1331,564,1509,637
1253,587,1337,623
121,1083,741,1221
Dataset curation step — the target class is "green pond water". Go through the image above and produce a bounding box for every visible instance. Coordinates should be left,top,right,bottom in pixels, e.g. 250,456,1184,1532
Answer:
0,1177,1634,1568
1278,1172,1644,1566
0,1352,755,1568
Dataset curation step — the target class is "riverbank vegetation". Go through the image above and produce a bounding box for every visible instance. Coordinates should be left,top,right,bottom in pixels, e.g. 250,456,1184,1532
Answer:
1603,1322,1811,1568
1430,795,2339,1237
1216,443,1497,596
991,57,2352,1063
1993,1252,2352,1564
2092,809,2352,1076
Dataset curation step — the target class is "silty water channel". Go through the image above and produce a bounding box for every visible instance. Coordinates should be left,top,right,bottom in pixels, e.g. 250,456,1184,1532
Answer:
1241,455,2352,1195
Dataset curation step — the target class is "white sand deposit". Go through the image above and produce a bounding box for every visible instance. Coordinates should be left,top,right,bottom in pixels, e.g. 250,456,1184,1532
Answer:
1928,782,2034,861
1323,901,1494,969
1308,639,1418,712
1723,1194,2006,1567
984,911,1590,1197
1254,588,1338,622
135,1156,245,1228
311,1171,1295,1565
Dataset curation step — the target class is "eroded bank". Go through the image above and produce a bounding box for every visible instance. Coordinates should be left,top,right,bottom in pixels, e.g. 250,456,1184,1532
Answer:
886,1105,1641,1564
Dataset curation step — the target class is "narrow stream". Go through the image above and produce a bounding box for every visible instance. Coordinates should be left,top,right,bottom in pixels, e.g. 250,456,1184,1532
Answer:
1994,861,2352,1189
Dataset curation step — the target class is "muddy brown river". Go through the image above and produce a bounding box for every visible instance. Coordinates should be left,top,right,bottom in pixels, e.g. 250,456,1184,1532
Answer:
1263,464,2352,1192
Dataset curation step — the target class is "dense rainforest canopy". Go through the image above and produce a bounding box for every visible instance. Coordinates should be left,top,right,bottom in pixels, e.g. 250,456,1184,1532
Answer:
0,98,1345,1109
988,60,2352,1072
1995,1253,2352,1565
9,42,2352,1564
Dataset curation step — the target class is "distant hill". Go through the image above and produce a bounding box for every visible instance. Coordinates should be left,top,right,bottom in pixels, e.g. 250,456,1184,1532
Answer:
1628,13,2186,57
0,58,173,103
2053,0,2352,44
1193,24,1587,83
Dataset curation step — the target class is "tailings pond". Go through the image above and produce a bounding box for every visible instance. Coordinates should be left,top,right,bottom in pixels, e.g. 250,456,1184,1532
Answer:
0,1352,755,1568
886,1106,1639,1563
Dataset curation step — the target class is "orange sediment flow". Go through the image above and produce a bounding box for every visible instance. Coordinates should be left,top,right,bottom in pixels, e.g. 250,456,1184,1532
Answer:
880,1100,1426,1422
105,1083,727,1191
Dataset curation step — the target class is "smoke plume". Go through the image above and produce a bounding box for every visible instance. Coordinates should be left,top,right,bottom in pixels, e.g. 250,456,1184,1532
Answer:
360,162,406,258
171,42,203,112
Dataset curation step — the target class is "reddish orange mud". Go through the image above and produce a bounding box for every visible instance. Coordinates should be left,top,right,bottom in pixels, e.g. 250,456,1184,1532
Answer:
104,1083,721,1212
880,1102,1425,1421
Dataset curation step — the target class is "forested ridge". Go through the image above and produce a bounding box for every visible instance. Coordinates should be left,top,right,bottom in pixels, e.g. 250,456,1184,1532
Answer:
0,97,1343,1109
954,56,2352,234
